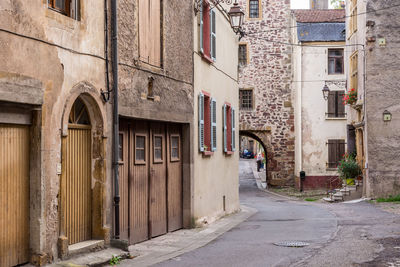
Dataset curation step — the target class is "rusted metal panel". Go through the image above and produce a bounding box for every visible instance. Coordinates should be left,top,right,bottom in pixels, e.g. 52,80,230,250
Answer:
63,126,92,245
149,122,167,237
130,120,149,243
0,124,30,267
167,124,183,232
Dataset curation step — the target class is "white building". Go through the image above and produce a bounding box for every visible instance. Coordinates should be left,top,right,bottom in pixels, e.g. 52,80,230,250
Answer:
292,9,348,189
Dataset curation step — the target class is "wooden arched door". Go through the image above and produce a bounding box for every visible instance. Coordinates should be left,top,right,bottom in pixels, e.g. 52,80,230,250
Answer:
61,98,92,244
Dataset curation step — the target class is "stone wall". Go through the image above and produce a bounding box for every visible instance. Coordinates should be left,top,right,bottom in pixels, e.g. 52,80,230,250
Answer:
238,0,295,186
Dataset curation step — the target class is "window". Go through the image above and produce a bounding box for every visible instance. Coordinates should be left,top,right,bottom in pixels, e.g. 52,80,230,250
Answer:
200,1,216,62
249,0,260,18
48,0,80,20
223,103,236,153
139,0,163,67
153,135,163,163
349,0,357,36
239,44,248,66
350,51,358,93
328,49,344,74
198,92,217,153
327,139,345,168
170,135,180,161
327,91,345,118
239,89,253,110
118,134,124,162
135,135,146,164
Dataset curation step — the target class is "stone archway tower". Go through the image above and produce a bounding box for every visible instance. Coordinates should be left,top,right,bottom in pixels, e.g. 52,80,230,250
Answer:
238,0,295,186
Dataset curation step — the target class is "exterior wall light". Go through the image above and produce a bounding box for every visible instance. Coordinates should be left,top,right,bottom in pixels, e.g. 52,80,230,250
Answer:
383,110,392,122
322,84,330,101
228,1,245,34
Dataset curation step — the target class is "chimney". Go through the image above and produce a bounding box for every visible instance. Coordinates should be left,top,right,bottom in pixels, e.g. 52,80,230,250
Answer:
310,0,329,9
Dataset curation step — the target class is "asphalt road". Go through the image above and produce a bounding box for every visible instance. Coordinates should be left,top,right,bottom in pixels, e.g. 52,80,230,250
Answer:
156,159,338,267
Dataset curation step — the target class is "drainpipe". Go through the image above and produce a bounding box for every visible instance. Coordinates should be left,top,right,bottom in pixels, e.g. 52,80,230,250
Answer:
111,0,120,239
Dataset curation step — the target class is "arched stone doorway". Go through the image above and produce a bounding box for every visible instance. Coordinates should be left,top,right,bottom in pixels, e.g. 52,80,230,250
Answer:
58,82,108,257
239,130,270,183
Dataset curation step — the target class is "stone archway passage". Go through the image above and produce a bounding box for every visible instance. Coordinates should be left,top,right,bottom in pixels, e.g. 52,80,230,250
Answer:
239,130,269,182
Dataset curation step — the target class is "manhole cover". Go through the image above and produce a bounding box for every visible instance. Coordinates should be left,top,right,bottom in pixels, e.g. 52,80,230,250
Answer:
273,241,310,247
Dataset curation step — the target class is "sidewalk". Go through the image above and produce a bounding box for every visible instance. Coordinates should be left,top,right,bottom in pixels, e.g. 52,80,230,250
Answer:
51,205,257,267
249,159,268,190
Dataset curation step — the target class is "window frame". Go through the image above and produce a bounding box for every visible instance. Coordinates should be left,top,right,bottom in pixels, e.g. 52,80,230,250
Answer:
238,43,249,66
223,102,236,154
200,0,213,63
170,135,180,162
349,0,358,37
247,0,262,20
153,134,164,164
328,49,344,75
239,88,254,110
134,134,147,165
198,91,216,155
350,51,358,93
48,0,80,20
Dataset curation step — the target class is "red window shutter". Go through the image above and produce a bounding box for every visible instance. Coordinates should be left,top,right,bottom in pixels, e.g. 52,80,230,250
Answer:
202,2,211,60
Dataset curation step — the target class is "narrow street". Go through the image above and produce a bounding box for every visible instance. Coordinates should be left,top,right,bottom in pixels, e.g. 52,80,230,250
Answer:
155,159,400,267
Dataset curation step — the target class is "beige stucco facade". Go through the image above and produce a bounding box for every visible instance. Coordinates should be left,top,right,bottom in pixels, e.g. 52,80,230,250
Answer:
0,0,112,264
192,3,240,225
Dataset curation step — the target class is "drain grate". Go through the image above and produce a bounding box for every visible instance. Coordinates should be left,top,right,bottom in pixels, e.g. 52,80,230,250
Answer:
273,241,310,247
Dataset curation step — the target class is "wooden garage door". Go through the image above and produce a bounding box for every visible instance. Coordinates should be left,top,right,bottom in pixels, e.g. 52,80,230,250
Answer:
119,121,182,244
0,124,30,267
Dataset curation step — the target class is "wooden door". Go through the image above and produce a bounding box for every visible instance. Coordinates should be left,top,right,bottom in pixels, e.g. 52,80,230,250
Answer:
129,120,149,244
62,98,92,245
149,122,167,237
118,121,129,241
0,124,30,267
167,125,183,232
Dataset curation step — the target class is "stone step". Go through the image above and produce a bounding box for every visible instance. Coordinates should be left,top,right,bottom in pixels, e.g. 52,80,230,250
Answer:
323,197,335,202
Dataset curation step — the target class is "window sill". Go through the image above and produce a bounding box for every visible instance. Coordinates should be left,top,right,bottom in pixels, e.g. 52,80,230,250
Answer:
326,168,338,172
201,53,214,64
325,116,347,120
202,151,214,157
225,151,234,155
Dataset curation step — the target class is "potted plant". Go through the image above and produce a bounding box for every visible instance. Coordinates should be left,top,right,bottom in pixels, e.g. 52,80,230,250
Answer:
338,153,361,185
342,88,358,106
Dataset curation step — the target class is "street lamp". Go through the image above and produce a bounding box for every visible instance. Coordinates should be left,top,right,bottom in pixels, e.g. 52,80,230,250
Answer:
228,1,245,34
322,84,330,101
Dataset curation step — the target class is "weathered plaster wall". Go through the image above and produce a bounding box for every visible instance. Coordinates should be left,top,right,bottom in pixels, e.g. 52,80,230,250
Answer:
0,0,111,263
238,0,295,186
295,43,347,177
363,0,400,197
117,0,194,123
193,5,240,226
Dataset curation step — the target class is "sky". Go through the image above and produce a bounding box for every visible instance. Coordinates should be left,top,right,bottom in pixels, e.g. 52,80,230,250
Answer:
291,0,309,9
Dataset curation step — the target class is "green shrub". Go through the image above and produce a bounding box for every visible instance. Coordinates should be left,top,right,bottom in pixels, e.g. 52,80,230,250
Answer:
338,153,361,179
376,194,400,202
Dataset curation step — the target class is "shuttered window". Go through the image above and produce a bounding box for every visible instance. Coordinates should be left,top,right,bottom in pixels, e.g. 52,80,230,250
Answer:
327,91,345,118
139,0,162,67
223,104,236,153
199,1,214,63
198,93,214,153
327,139,345,168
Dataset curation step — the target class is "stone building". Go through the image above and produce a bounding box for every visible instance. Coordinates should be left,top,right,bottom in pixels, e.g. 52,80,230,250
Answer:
238,0,295,186
0,1,112,265
292,9,347,189
346,0,400,197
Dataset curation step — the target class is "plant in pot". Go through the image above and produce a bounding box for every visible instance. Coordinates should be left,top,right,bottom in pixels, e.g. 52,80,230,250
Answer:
338,153,361,185
342,88,358,106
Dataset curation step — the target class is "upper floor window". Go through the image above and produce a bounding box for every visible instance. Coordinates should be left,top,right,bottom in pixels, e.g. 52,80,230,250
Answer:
139,0,163,67
350,51,358,92
239,44,248,66
249,0,260,18
200,1,216,63
328,49,344,74
48,0,80,20
239,89,253,110
349,0,357,36
327,91,345,118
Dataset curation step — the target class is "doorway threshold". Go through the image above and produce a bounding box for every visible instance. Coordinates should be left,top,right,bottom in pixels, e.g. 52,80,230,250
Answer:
69,240,105,257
